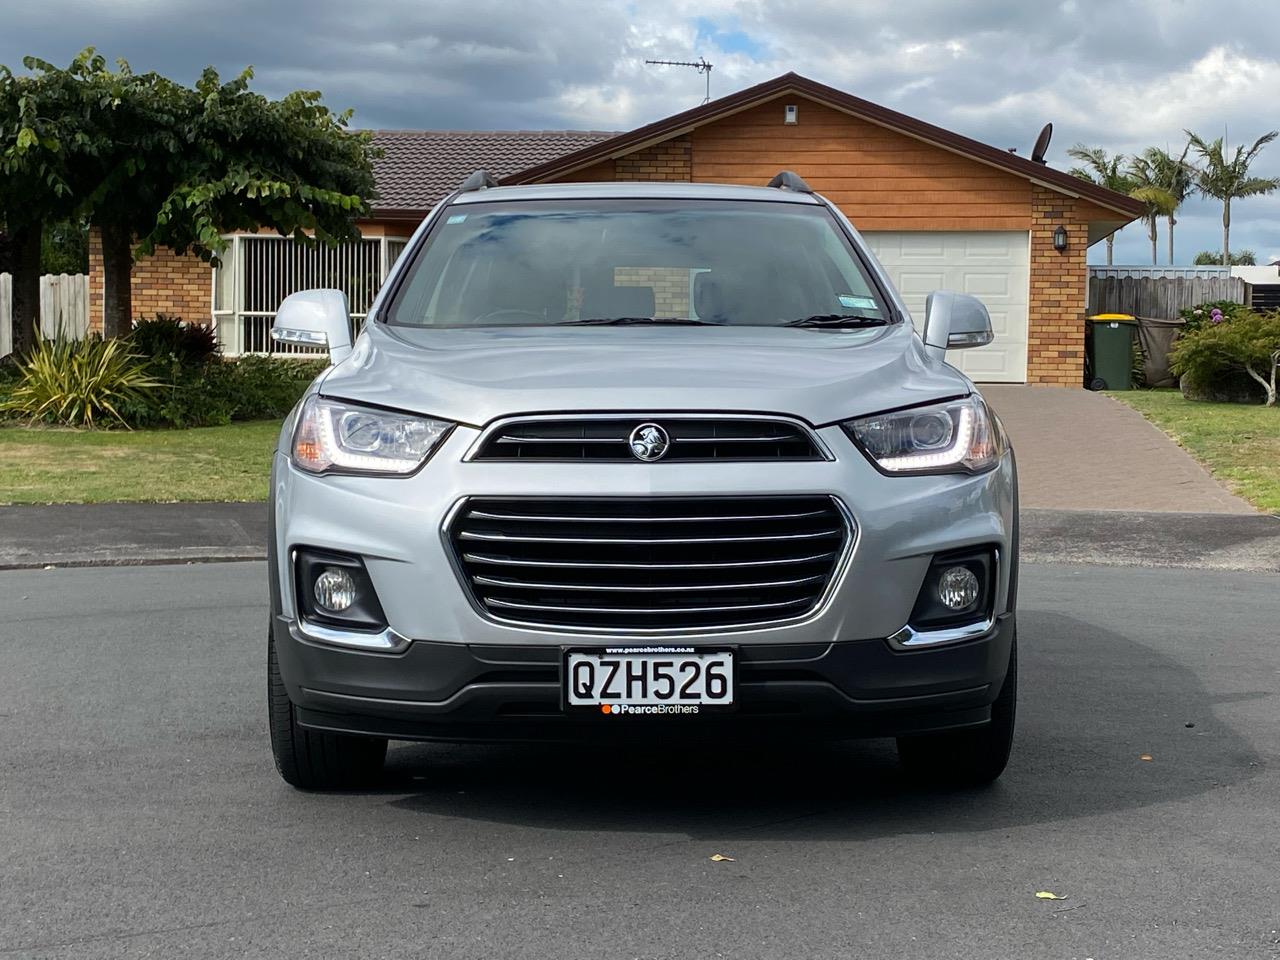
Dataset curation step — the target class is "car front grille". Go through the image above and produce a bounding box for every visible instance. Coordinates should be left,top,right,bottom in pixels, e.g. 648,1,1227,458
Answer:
448,496,851,631
470,417,824,462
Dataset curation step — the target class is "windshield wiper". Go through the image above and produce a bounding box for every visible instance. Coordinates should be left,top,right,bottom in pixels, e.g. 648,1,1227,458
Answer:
783,314,891,329
558,316,719,326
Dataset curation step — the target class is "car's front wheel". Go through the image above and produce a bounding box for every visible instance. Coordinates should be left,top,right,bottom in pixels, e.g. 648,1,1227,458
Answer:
897,635,1016,787
268,625,387,790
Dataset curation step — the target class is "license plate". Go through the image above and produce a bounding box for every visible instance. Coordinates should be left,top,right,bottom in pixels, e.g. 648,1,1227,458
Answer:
564,647,735,715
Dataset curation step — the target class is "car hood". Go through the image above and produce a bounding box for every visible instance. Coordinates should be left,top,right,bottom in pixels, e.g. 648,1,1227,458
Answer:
319,322,971,427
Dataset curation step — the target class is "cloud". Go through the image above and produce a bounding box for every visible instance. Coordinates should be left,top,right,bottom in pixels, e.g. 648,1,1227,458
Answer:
2,0,1279,262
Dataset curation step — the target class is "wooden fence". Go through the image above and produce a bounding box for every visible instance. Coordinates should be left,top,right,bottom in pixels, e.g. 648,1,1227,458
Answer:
1087,273,1248,319
0,273,90,357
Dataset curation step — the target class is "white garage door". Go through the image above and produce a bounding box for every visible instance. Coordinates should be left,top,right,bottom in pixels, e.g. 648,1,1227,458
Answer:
862,231,1030,383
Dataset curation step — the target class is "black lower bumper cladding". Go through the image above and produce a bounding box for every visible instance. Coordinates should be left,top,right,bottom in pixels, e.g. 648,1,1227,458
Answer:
275,613,1015,743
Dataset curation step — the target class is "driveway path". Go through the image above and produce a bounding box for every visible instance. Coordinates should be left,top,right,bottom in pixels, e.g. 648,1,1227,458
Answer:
982,386,1256,514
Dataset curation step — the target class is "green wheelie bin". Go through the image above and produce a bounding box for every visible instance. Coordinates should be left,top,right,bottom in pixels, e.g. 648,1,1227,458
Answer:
1087,314,1137,390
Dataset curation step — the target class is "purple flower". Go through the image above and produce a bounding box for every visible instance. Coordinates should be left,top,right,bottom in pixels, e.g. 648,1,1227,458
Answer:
1210,308,1224,324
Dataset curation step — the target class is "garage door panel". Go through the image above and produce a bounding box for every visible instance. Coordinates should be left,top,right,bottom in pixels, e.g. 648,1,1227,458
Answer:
898,238,946,259
955,346,1015,377
864,230,1029,383
983,308,1014,338
962,235,1017,258
962,272,1013,300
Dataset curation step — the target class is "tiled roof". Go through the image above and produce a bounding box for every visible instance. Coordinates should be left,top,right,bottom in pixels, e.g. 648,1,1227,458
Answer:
368,129,618,215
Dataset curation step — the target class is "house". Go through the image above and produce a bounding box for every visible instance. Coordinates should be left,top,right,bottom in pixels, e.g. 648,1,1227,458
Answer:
1232,265,1280,310
88,72,1142,385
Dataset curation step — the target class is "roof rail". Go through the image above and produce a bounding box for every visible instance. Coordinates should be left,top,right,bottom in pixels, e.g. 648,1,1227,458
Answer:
459,170,499,193
766,170,813,193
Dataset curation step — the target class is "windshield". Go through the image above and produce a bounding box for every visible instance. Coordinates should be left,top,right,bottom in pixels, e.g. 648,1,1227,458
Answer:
383,199,893,328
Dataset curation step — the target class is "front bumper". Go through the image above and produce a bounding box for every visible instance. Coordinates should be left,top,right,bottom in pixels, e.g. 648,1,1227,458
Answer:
276,612,1015,742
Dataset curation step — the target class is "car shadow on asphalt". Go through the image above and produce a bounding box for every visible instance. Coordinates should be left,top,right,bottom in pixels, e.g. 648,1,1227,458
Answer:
377,610,1264,840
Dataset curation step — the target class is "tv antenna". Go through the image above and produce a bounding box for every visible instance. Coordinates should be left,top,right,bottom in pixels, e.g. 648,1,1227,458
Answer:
645,57,713,103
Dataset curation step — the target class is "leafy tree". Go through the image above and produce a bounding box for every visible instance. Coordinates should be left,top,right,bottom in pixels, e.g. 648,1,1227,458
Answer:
42,217,89,274
1138,145,1195,264
2,49,376,343
0,57,80,354
1186,130,1280,266
1193,249,1256,266
146,66,376,265
1125,153,1178,266
1067,145,1134,265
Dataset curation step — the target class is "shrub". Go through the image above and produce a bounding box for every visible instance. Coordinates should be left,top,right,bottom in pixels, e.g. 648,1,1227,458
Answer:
1171,310,1280,405
130,315,220,366
1178,300,1250,337
223,355,325,421
0,337,161,427
0,357,20,418
118,355,325,428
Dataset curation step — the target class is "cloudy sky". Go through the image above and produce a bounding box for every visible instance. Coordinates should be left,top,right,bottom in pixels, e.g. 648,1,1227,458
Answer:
3,0,1279,265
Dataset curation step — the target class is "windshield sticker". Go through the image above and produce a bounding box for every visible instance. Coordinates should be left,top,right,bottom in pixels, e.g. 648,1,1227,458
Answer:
446,214,467,224
839,294,878,310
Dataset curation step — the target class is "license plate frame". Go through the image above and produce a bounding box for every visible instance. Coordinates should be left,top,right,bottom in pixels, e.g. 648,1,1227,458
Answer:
561,646,737,716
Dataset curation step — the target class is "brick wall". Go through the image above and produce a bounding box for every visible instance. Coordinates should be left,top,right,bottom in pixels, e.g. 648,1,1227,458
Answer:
1026,184,1089,386
615,137,692,181
87,228,213,333
614,267,691,316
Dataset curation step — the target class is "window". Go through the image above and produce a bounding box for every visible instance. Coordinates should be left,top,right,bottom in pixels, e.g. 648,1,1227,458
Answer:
386,200,889,328
212,235,410,355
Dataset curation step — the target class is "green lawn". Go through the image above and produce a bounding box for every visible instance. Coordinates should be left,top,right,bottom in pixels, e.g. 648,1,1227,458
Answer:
1110,390,1280,513
0,420,281,504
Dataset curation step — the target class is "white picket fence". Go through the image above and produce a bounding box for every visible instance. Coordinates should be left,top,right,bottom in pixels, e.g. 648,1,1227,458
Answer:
0,273,90,357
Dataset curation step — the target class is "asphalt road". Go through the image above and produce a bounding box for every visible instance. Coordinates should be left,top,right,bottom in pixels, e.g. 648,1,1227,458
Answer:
1,562,1278,959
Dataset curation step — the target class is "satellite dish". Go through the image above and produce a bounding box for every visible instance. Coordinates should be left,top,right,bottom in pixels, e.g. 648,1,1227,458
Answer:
1031,123,1053,164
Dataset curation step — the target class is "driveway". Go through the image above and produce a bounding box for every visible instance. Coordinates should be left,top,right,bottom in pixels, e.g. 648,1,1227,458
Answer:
982,386,1255,514
2,560,1277,959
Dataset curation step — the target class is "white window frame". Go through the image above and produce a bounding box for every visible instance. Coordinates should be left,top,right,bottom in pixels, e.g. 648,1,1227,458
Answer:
211,234,410,356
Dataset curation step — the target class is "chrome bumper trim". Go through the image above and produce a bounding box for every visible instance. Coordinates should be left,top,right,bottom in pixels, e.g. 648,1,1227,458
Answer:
886,616,995,651
290,618,410,653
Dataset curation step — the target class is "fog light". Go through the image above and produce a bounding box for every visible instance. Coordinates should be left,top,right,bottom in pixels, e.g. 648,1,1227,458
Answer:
313,567,357,612
937,565,980,610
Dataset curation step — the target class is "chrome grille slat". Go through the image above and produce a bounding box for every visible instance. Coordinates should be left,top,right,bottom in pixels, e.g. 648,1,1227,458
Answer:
669,435,796,443
473,574,827,592
472,417,823,462
458,528,844,545
460,551,839,570
466,508,830,524
448,496,851,631
485,597,812,615
494,436,625,444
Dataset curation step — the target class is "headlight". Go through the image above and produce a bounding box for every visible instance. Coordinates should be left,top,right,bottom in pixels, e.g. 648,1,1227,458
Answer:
291,396,453,475
844,396,1003,475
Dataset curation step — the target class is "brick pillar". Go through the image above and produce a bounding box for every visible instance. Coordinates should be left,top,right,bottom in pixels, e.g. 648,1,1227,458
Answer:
87,227,105,335
616,136,692,181
1026,184,1088,386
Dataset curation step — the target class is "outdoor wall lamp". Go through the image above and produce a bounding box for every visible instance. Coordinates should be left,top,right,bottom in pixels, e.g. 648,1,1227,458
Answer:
1052,225,1069,252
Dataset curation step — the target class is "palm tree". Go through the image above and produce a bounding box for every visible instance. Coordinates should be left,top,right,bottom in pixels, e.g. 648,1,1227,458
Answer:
1139,145,1195,264
1126,153,1179,265
1186,130,1280,266
1067,145,1133,265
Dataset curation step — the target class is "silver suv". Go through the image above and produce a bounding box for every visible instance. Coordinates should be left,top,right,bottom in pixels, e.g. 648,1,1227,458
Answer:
266,172,1018,790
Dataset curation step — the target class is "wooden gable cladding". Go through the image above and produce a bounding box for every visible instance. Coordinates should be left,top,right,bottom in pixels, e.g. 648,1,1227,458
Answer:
688,97,1033,231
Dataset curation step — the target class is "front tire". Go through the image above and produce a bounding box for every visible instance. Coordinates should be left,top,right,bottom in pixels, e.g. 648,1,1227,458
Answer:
897,636,1017,787
268,625,387,790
